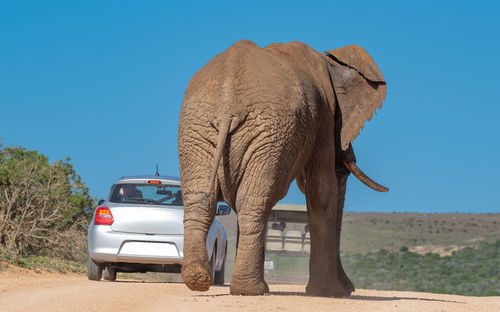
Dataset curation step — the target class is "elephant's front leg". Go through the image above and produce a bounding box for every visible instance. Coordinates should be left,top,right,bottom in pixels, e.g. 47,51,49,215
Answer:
305,152,352,297
334,168,355,294
230,196,270,295
181,192,216,291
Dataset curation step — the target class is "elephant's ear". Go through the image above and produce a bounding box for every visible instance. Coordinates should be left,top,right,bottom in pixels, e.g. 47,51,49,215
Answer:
325,45,387,151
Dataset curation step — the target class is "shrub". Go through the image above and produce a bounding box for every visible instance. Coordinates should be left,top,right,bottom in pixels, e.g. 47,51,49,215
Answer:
0,145,94,262
343,240,500,296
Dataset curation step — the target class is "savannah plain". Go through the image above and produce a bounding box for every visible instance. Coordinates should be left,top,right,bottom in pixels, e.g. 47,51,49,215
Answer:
340,212,500,255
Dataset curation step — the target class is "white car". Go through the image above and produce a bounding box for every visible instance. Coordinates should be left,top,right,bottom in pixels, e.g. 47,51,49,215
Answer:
87,175,229,283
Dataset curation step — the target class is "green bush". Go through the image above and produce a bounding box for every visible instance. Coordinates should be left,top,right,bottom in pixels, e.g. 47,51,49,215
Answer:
0,145,94,262
343,240,500,296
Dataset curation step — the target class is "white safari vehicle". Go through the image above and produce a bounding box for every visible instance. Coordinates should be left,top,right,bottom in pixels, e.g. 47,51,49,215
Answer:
87,175,229,283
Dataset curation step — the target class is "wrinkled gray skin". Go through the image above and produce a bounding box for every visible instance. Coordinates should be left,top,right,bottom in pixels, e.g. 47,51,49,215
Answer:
178,40,387,297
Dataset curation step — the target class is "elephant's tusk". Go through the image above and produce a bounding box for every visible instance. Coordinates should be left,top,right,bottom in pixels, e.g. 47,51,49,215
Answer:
343,160,389,192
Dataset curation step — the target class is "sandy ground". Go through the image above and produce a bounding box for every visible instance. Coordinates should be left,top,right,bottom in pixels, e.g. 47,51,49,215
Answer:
0,266,499,312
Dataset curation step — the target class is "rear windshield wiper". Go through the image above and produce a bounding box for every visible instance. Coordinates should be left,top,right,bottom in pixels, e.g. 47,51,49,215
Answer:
127,198,163,205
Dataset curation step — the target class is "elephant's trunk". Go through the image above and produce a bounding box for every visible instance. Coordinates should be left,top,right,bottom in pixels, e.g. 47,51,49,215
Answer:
343,159,389,192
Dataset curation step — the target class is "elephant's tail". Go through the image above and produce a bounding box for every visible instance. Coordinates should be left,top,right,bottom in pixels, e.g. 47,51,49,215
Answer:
207,59,235,197
207,116,231,196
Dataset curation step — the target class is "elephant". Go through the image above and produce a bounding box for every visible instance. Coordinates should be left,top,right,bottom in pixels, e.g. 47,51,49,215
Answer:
178,40,388,297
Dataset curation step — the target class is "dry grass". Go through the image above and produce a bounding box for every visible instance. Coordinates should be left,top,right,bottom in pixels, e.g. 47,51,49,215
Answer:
340,212,500,255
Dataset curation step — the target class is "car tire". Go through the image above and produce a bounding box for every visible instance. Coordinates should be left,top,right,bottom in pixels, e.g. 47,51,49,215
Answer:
209,246,216,285
103,266,117,281
213,243,226,285
87,255,103,281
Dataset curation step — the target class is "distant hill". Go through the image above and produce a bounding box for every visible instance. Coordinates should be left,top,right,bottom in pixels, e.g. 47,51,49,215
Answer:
340,212,500,256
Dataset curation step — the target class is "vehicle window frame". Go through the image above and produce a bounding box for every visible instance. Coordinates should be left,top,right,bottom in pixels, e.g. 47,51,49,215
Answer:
108,183,183,206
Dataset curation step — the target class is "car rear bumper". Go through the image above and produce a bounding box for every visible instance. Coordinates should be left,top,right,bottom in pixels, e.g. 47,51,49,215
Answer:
88,225,184,265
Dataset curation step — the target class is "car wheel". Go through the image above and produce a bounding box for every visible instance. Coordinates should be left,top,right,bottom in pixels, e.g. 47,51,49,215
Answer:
213,242,226,285
103,266,117,281
209,246,216,284
87,255,103,281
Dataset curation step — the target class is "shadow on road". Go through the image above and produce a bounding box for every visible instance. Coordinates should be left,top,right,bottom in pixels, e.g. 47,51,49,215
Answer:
194,291,464,303
266,291,464,304
348,295,463,303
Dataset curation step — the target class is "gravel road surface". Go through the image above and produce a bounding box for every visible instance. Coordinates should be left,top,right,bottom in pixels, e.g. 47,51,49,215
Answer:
1,266,498,312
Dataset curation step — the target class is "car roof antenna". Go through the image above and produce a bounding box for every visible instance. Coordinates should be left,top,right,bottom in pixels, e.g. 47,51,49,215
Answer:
155,164,159,177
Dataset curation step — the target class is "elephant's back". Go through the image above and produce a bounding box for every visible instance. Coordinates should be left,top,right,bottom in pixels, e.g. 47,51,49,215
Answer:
182,40,325,120
179,40,326,203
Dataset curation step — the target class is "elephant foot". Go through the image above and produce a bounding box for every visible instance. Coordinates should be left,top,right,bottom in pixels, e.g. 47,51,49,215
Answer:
340,273,355,295
181,261,211,291
306,277,352,297
230,279,269,296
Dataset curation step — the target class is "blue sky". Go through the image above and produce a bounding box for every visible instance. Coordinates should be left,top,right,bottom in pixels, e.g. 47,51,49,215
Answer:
1,1,499,213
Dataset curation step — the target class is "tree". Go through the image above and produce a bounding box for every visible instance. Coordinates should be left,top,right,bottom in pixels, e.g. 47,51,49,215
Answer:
0,145,94,261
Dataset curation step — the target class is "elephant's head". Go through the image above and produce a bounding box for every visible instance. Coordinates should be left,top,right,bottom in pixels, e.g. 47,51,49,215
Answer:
325,45,388,192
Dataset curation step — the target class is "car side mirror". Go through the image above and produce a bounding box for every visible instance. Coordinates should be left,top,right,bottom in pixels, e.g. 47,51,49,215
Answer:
98,199,105,206
216,204,231,216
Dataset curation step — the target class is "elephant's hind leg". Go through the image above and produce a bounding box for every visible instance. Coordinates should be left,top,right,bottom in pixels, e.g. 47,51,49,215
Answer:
181,191,217,291
230,194,271,295
231,192,275,296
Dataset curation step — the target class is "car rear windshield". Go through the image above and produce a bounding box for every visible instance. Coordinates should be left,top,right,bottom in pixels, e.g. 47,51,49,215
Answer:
109,183,183,206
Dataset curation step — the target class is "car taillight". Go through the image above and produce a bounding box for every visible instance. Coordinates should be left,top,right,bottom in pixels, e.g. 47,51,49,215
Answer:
94,206,114,225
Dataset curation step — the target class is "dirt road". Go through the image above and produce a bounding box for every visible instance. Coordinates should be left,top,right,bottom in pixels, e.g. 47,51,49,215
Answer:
1,267,498,312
